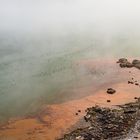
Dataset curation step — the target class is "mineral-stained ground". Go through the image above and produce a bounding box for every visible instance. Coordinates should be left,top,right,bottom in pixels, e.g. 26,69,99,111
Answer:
59,100,140,140
59,58,140,140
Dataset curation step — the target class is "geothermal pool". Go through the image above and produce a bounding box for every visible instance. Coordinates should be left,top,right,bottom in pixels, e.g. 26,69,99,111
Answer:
1,0,140,124
0,30,140,123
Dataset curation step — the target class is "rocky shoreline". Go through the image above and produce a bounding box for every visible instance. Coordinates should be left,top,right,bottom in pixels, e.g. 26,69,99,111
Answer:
59,58,140,140
1,58,140,140
59,100,140,140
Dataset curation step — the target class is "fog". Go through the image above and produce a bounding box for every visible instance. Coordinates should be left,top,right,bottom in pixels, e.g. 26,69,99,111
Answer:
1,0,140,33
0,0,140,122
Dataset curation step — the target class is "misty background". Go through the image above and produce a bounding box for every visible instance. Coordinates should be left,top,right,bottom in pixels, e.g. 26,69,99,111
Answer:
0,0,140,122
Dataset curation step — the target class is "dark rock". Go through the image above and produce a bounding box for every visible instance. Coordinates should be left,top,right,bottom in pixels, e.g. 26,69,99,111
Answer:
126,62,134,68
120,63,127,68
132,60,140,69
76,113,78,116
117,58,128,63
107,88,116,94
134,136,138,139
78,110,81,113
132,60,140,65
135,64,140,69
128,81,134,84
120,62,133,68
117,58,140,70
107,100,111,103
117,58,133,68
124,109,137,114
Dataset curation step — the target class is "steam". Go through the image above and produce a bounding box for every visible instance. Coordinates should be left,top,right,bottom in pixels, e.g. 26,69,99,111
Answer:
0,0,140,121
1,0,140,32
1,0,140,56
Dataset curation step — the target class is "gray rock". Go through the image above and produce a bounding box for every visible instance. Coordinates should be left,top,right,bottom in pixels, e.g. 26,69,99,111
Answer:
132,60,140,65
117,58,128,63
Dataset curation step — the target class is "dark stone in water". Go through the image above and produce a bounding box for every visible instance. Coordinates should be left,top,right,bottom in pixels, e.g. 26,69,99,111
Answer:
120,62,133,68
117,58,140,70
132,60,140,65
117,58,128,63
107,88,116,94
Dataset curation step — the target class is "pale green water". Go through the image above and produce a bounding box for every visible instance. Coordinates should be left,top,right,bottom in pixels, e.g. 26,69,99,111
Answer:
0,30,140,122
1,0,140,123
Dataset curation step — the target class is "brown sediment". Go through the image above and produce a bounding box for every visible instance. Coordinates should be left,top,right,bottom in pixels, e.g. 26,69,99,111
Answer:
0,58,140,140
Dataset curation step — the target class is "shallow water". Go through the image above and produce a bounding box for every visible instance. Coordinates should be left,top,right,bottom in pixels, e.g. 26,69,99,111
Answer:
0,29,140,122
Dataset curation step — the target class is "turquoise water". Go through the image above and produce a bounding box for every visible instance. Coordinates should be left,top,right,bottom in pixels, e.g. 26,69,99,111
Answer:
0,30,140,122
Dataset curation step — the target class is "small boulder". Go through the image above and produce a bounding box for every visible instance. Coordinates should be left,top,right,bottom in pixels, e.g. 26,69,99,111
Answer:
132,59,140,65
107,88,116,94
75,113,78,116
78,110,81,113
135,83,139,86
117,58,128,63
126,62,134,68
107,100,111,103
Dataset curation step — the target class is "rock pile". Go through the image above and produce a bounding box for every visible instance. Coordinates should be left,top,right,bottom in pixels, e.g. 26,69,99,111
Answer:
117,58,140,69
59,99,140,140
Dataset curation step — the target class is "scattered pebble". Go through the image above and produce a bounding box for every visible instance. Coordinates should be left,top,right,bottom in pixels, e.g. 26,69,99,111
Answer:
75,113,78,116
78,110,81,113
107,100,111,103
135,83,139,86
